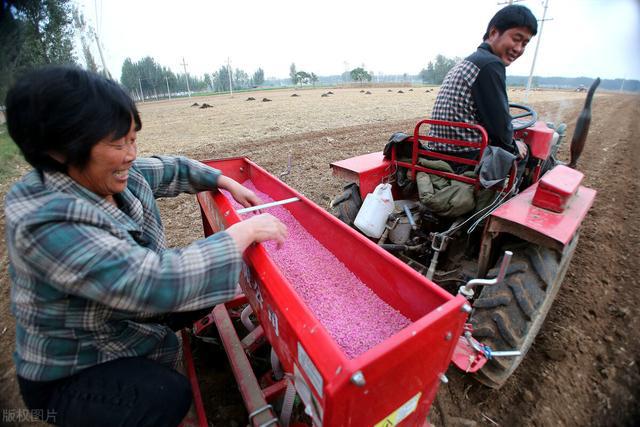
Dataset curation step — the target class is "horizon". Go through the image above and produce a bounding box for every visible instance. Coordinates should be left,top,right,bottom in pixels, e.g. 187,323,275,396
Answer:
77,0,640,82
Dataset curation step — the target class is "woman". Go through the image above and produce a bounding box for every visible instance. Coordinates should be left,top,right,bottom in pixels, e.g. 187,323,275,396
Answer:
4,66,287,426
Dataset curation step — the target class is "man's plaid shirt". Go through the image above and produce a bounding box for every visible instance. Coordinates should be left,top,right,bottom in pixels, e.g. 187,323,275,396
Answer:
5,156,242,381
428,43,516,155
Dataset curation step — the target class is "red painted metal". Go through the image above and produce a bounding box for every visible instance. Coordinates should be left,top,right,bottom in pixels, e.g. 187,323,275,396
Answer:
197,157,468,426
451,335,487,374
514,121,555,161
490,180,596,247
241,325,267,353
329,151,393,199
262,377,289,401
329,120,490,197
180,330,208,427
532,165,584,213
212,303,279,426
410,119,488,184
329,121,556,201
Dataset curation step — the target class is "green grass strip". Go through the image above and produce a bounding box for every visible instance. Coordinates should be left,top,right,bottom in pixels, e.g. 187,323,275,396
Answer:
0,123,25,184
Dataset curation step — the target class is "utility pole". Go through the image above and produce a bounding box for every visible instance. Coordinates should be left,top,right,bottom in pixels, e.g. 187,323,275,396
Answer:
92,0,112,79
93,31,112,79
181,57,191,98
525,0,552,101
138,77,144,102
227,57,233,97
166,76,171,99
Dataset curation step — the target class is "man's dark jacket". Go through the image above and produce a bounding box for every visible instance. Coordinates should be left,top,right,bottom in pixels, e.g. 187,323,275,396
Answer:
428,42,517,155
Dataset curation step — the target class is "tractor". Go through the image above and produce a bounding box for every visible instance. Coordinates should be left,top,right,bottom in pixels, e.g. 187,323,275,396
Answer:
328,78,600,388
187,80,600,426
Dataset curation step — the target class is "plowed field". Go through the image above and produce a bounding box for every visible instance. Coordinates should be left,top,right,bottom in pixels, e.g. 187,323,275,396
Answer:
1,87,638,426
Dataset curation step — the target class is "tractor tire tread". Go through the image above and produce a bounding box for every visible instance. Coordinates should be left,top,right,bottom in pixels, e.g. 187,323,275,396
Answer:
469,237,578,388
471,293,511,309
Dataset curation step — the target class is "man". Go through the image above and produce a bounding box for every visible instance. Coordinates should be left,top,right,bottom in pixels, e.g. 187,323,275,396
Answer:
428,5,538,167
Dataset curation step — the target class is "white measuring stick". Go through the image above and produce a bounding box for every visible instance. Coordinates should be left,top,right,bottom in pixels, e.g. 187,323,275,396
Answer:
235,197,300,214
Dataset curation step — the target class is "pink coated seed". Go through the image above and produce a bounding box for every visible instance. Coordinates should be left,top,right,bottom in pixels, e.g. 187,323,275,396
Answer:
222,183,411,358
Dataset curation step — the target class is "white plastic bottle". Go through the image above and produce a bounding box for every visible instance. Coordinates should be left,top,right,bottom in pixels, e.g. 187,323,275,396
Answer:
354,183,394,238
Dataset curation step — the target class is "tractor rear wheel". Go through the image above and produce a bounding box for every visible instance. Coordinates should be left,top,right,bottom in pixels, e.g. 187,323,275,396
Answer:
469,236,578,388
330,182,362,226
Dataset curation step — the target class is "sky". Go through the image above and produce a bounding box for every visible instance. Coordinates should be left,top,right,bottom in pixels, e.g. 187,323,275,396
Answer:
77,0,640,82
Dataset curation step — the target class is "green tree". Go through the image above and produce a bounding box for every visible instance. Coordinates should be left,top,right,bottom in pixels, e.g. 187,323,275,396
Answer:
310,72,318,86
163,67,178,94
419,55,459,85
136,56,164,97
350,67,372,85
419,61,435,84
295,71,311,85
120,57,138,94
252,67,264,86
433,54,459,84
233,68,249,90
289,63,298,85
120,56,184,99
213,65,231,92
204,73,212,90
0,0,78,101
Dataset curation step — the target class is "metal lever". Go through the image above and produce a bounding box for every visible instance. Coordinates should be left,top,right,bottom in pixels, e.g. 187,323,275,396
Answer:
458,251,513,299
464,331,521,358
403,205,417,230
235,197,300,214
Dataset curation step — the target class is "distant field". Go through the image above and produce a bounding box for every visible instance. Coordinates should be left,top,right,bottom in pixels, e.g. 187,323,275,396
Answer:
134,86,589,158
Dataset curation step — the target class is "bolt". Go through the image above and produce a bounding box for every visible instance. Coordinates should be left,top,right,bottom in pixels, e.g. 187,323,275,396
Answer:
350,371,366,387
445,332,453,341
440,374,449,384
461,304,472,313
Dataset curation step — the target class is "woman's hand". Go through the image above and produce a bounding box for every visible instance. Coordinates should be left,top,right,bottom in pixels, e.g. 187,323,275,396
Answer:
217,176,261,208
226,213,288,252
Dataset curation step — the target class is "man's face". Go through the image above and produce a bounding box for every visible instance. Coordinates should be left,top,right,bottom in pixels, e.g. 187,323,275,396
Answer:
486,26,533,66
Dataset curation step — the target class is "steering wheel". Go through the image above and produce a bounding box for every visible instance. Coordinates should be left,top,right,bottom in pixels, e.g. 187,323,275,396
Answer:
509,103,538,131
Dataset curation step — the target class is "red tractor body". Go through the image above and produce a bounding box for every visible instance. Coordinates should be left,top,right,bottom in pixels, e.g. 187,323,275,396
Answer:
185,81,600,425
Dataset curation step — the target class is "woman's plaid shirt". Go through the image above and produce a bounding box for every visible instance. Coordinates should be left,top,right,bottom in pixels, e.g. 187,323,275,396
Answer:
5,156,242,381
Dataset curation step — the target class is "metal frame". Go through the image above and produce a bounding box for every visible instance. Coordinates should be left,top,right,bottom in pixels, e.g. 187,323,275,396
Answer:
180,330,208,427
211,300,282,427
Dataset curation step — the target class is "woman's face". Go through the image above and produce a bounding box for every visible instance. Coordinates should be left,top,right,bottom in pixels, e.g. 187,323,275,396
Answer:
67,121,137,202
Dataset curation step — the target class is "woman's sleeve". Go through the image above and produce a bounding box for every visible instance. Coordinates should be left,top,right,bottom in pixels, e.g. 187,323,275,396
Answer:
15,217,243,313
133,156,222,198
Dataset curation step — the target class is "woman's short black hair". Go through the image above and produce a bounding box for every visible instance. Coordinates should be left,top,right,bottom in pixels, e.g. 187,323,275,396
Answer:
5,66,141,172
483,5,538,40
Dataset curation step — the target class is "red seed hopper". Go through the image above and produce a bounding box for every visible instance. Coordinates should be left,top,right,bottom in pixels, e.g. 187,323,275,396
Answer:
194,157,469,426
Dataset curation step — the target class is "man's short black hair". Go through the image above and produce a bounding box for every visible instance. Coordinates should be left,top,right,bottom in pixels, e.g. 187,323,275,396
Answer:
5,66,141,172
483,5,538,40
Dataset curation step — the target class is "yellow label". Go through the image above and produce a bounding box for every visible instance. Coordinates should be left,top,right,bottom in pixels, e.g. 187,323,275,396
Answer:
374,392,421,427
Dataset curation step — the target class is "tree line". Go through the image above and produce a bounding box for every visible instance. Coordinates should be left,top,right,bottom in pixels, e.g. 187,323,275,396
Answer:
419,55,461,85
120,57,265,99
